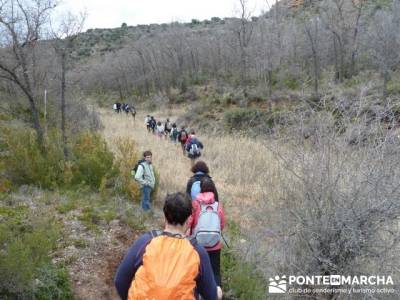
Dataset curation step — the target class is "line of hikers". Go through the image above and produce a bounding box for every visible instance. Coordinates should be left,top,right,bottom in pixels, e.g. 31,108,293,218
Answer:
116,154,224,299
144,115,204,165
113,102,136,119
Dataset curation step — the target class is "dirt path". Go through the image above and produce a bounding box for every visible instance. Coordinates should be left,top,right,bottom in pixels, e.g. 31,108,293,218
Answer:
68,109,190,300
68,222,138,300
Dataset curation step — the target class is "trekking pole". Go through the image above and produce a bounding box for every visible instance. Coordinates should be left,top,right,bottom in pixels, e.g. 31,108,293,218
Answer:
221,233,230,248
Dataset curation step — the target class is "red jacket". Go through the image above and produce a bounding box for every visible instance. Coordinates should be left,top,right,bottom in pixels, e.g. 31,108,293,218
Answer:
188,192,225,251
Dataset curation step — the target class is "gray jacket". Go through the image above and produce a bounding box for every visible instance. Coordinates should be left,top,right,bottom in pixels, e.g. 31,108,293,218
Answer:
134,161,155,189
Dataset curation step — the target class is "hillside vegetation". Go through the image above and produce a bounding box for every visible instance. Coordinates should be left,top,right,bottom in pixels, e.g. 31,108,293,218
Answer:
1,0,400,299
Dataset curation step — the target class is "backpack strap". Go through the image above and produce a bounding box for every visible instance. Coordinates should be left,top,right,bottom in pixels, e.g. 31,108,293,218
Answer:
150,229,162,238
138,163,146,179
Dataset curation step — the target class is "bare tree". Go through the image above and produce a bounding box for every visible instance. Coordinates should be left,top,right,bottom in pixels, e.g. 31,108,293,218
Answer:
367,1,400,98
51,12,85,159
320,0,367,82
234,0,254,87
0,0,56,148
304,16,321,99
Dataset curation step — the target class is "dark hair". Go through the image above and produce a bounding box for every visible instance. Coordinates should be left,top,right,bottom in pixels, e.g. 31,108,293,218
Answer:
172,123,176,128
200,177,218,201
157,121,161,126
163,192,192,225
143,150,152,157
191,160,209,174
190,130,195,135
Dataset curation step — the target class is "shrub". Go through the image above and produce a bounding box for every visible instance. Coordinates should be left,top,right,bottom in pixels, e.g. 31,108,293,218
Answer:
35,265,75,300
223,108,271,131
222,248,266,300
71,132,118,190
2,128,117,191
0,205,73,299
112,138,141,200
112,138,159,203
387,79,400,95
282,74,300,90
252,106,400,298
2,128,65,189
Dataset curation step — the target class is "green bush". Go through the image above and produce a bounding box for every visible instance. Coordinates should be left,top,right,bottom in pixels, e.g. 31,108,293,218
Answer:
112,138,141,199
112,138,159,203
282,74,300,90
387,79,400,95
2,128,118,191
0,205,73,299
222,248,266,300
2,129,65,189
35,266,75,300
70,132,118,190
223,108,271,131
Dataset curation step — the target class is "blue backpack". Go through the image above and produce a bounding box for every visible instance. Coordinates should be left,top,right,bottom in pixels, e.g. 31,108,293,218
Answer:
190,181,201,200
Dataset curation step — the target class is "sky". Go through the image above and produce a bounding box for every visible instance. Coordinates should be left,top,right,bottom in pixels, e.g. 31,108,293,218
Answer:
57,0,268,30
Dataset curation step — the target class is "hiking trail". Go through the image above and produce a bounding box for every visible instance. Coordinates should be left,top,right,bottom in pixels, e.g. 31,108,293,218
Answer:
67,109,195,300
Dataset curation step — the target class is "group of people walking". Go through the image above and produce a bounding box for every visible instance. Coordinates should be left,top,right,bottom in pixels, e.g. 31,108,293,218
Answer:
144,115,204,165
115,150,225,300
113,102,136,119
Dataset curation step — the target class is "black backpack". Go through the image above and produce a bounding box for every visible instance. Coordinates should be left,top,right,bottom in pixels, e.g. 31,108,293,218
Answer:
131,159,145,178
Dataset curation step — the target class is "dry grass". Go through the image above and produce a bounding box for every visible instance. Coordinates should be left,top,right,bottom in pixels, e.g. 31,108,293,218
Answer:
100,109,285,226
100,108,400,298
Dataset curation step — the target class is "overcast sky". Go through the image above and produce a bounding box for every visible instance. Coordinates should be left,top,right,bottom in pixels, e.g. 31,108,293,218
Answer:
57,0,268,30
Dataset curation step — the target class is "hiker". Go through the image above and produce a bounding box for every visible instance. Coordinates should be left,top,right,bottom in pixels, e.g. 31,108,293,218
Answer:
114,192,220,300
156,121,165,138
144,115,151,132
164,118,172,139
134,150,156,211
129,105,136,120
186,161,219,202
124,104,131,115
113,103,118,113
185,131,204,166
178,126,189,155
188,177,225,295
116,102,122,113
150,117,156,134
170,123,179,144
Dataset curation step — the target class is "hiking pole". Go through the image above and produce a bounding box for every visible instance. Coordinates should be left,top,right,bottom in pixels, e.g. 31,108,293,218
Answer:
221,233,230,248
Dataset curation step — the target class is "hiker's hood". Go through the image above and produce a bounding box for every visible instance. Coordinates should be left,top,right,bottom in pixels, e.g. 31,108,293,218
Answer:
196,192,215,204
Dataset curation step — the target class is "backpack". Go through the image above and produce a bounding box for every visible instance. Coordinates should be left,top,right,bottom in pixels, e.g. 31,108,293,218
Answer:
190,180,201,200
180,131,187,142
131,159,145,178
171,128,178,138
194,202,221,248
189,143,200,156
128,231,200,300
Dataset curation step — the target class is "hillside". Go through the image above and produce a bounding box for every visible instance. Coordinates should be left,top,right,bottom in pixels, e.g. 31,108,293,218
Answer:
1,0,400,299
64,0,399,137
